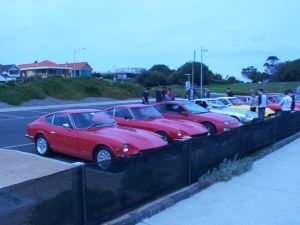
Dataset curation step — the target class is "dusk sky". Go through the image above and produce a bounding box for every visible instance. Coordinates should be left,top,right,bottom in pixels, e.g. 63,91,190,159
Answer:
1,0,299,79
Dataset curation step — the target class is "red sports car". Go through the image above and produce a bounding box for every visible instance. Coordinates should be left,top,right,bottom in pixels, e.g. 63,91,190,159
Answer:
154,101,241,135
25,109,167,168
105,104,208,143
266,93,300,114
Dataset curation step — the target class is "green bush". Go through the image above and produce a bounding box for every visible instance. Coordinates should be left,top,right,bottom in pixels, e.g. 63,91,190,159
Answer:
0,76,144,105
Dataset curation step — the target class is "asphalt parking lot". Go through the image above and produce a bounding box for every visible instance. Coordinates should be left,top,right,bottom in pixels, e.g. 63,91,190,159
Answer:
0,104,109,163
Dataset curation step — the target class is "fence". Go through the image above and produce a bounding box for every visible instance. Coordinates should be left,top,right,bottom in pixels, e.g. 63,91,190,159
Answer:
1,112,300,225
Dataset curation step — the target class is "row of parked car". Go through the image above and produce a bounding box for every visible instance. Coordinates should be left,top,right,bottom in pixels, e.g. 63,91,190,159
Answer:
25,92,299,168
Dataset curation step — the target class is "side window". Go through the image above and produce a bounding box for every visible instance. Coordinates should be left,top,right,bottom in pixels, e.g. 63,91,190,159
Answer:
45,114,54,124
218,99,227,105
53,113,72,128
106,108,115,116
114,108,133,119
154,104,165,112
267,97,275,103
196,101,207,108
165,104,184,114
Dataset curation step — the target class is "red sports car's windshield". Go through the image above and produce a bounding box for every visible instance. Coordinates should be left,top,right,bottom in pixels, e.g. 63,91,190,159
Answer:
131,106,162,120
183,103,208,114
71,111,116,129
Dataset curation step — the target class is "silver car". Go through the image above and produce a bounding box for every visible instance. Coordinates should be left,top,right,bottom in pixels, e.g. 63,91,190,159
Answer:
194,98,258,123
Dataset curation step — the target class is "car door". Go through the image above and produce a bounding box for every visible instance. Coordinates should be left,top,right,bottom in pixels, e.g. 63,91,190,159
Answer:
48,113,78,155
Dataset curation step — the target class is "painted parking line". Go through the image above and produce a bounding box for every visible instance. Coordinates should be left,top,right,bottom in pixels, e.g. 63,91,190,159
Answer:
0,113,23,119
2,143,34,149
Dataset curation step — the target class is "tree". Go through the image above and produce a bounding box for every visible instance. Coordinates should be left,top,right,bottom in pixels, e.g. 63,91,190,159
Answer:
263,56,279,76
270,59,300,82
175,62,214,85
149,64,172,76
134,71,168,87
241,66,267,83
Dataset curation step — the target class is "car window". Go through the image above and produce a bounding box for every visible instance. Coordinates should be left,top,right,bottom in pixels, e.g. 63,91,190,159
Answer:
71,111,115,129
131,106,162,119
218,99,229,105
165,104,185,114
154,104,166,112
114,108,133,119
183,102,208,114
45,114,54,124
106,108,115,116
229,98,244,105
53,113,72,128
267,97,276,103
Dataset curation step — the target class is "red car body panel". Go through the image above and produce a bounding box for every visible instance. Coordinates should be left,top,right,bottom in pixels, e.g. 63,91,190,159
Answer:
154,101,241,134
105,104,208,141
26,109,167,161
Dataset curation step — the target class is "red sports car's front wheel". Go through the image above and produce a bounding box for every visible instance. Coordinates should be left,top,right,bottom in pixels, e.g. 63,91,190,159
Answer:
95,148,113,170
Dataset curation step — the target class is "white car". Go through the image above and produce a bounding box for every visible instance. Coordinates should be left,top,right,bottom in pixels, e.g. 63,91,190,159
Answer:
194,98,258,123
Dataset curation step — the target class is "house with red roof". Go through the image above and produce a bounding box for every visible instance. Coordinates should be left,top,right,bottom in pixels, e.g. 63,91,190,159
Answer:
18,60,93,78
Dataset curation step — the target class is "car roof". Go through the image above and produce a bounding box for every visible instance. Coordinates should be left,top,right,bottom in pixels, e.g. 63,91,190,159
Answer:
110,104,151,108
266,93,283,96
52,108,101,114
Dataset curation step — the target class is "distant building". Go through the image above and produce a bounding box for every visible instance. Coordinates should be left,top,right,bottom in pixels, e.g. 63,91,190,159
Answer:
114,67,145,80
18,60,93,78
0,64,20,82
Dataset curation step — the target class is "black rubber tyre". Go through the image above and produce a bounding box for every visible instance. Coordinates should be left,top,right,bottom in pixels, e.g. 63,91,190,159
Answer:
156,131,173,144
94,147,114,170
202,122,217,136
35,134,51,156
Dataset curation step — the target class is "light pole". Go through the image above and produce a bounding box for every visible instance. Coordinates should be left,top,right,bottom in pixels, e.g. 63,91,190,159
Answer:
73,47,85,77
200,47,208,97
191,50,196,86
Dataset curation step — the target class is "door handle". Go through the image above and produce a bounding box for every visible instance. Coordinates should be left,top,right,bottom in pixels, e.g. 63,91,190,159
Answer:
50,131,55,135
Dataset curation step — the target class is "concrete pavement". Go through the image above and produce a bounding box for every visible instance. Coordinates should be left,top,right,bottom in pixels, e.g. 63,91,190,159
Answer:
0,150,73,188
139,137,300,225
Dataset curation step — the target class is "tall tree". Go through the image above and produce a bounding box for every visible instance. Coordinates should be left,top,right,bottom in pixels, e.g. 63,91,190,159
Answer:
270,59,300,82
263,56,279,76
149,64,172,76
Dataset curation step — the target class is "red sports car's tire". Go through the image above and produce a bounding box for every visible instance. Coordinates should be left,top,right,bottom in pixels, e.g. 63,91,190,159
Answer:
156,131,172,144
95,147,113,170
202,122,217,136
35,134,51,156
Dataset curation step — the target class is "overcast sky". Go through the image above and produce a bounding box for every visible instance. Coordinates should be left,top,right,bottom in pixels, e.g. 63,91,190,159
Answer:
1,0,299,79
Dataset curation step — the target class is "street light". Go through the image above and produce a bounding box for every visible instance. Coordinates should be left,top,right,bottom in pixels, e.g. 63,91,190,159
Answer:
73,47,85,77
200,47,208,97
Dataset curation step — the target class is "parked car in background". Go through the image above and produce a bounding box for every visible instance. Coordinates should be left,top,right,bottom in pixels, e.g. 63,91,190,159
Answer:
216,97,275,117
25,109,167,169
266,93,300,111
154,101,241,135
105,104,208,143
194,98,258,123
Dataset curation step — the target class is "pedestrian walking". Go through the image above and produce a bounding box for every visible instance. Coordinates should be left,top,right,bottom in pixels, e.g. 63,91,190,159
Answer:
204,86,211,98
257,88,267,121
155,86,163,103
142,87,150,104
186,85,198,101
227,88,233,97
279,90,292,115
249,92,257,112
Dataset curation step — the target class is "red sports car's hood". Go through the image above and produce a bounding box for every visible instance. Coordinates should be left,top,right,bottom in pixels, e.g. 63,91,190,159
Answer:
192,112,238,123
145,118,207,134
91,126,167,149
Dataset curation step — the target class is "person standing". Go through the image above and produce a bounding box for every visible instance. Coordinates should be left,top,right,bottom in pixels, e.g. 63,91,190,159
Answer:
227,88,233,97
186,85,198,101
142,87,150,104
288,89,295,111
166,88,175,101
257,88,267,121
155,86,163,103
279,90,292,115
162,86,167,101
249,92,257,112
204,86,211,98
